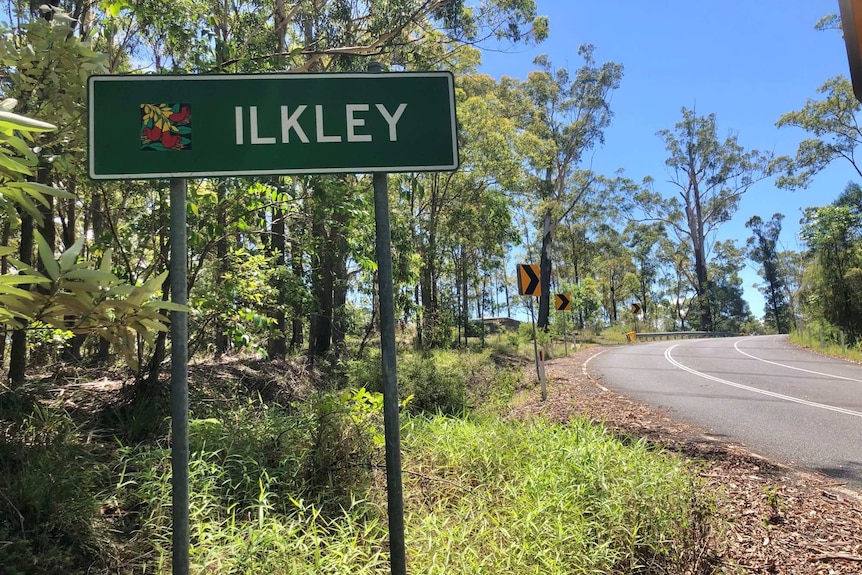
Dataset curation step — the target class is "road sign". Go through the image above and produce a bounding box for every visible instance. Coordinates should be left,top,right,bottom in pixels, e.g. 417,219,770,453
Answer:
630,302,642,314
517,264,541,296
88,72,459,179
840,0,862,102
555,293,571,310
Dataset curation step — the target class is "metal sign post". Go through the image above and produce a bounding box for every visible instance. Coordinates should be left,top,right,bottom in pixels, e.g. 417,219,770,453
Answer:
562,311,568,357
368,61,406,575
169,178,189,575
517,263,545,401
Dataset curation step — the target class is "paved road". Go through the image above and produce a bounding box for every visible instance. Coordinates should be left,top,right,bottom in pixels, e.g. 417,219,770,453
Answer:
589,334,862,490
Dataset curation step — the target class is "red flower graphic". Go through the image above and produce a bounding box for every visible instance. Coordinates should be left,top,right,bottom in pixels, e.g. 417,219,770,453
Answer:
141,103,192,151
169,106,190,124
143,126,162,143
160,131,182,149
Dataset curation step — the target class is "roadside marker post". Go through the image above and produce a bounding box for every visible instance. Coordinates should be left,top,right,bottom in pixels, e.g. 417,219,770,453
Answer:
518,264,545,400
555,293,571,356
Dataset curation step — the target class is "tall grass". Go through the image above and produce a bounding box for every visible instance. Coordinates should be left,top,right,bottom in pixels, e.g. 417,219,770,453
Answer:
789,327,862,363
1,349,716,574
401,415,712,574
112,412,712,574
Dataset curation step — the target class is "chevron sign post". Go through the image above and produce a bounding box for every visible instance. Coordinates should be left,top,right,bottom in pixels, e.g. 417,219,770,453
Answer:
517,263,546,400
555,293,572,356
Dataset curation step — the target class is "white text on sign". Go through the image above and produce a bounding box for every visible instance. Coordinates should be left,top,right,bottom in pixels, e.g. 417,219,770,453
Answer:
234,103,408,145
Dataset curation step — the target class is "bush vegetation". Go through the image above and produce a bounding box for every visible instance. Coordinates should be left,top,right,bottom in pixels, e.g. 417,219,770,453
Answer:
0,340,718,575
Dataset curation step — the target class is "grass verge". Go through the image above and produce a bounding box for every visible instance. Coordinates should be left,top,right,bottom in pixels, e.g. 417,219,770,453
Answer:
1,348,717,574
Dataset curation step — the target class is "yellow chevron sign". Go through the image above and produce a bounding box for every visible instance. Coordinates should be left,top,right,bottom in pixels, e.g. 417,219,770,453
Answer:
517,264,541,296
555,293,571,310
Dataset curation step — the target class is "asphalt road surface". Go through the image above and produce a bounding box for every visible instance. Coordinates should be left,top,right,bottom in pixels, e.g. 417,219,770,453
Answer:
589,334,862,491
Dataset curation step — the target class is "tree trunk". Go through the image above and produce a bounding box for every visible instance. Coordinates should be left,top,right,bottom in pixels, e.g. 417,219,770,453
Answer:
419,182,440,349
60,177,86,362
8,212,34,386
0,221,10,369
144,187,170,385
330,215,349,357
267,200,287,359
90,191,112,362
214,182,229,355
460,246,468,347
289,239,304,351
31,168,54,368
307,188,333,359
694,250,712,331
267,1,289,359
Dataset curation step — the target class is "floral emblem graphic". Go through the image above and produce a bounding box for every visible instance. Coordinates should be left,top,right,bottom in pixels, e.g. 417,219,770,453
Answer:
140,103,192,151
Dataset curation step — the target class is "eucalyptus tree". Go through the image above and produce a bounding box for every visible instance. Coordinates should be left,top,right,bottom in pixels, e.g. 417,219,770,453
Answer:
656,235,695,331
400,69,522,349
503,47,622,329
799,183,862,343
745,213,790,333
706,240,752,333
591,224,636,325
775,76,862,189
625,221,665,322
635,108,770,331
776,249,805,332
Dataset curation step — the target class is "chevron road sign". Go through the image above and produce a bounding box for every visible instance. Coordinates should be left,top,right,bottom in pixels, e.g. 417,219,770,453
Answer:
517,264,541,296
630,302,642,314
555,293,571,311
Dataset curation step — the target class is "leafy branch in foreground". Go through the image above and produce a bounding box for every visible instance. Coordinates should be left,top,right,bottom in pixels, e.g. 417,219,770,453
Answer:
0,98,182,373
2,233,183,370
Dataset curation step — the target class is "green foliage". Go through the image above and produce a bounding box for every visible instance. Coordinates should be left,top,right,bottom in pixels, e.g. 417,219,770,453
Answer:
399,353,469,416
636,108,770,331
115,414,386,573
402,415,714,574
0,101,69,225
799,183,862,344
775,76,862,190
0,401,106,575
2,236,180,371
348,349,521,416
1,347,719,575
746,213,791,333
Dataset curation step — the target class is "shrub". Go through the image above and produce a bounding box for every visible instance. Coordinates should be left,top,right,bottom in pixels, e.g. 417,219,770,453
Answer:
0,401,106,575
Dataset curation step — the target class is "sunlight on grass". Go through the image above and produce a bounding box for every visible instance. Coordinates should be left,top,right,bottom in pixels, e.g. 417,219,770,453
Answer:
122,413,711,574
401,415,711,574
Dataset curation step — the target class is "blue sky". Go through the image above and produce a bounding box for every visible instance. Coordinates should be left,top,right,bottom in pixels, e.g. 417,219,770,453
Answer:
476,0,858,319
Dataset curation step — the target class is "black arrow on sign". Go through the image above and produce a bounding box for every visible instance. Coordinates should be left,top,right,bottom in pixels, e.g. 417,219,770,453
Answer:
555,293,570,310
519,264,540,296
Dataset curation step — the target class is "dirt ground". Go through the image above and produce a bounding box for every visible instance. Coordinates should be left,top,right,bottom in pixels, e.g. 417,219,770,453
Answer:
508,346,862,575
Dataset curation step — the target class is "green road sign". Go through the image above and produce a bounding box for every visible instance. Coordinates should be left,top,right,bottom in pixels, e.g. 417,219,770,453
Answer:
88,72,458,180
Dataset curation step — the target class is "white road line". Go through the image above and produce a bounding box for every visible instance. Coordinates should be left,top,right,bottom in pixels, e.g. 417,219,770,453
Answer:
733,340,862,384
665,344,862,419
583,350,610,392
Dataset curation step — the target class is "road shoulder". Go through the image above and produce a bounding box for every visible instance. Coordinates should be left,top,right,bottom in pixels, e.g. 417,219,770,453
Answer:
508,345,862,574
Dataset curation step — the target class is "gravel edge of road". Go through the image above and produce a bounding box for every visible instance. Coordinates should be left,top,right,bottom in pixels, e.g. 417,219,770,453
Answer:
507,345,862,575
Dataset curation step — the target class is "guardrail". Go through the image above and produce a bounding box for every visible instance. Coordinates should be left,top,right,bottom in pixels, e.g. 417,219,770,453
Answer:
627,331,740,342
